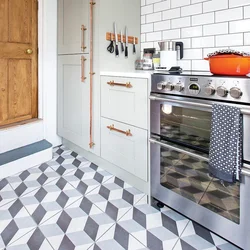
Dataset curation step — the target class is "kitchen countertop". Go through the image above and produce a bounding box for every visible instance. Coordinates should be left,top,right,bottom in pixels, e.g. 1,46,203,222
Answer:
100,70,154,79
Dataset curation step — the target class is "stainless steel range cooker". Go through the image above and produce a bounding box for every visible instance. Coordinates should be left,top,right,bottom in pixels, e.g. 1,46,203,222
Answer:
150,71,250,249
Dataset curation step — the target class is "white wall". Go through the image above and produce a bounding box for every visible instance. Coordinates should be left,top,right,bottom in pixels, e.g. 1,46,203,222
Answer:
141,0,250,71
40,0,61,147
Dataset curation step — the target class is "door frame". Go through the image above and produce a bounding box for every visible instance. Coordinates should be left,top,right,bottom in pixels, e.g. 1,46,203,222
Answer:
37,0,61,146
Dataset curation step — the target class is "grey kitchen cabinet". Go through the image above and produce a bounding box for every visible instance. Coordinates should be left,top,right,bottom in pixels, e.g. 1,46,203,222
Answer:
57,55,90,150
58,0,89,55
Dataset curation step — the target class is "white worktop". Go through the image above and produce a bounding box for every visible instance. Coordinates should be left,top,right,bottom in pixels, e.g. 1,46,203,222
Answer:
100,70,154,79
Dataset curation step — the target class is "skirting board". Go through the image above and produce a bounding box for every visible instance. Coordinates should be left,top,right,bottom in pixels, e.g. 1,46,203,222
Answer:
0,148,52,179
63,139,150,195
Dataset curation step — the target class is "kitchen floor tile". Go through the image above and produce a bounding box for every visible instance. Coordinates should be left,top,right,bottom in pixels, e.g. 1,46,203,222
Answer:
0,178,18,208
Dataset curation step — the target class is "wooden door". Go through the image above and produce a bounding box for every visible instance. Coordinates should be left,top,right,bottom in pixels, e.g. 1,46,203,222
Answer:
0,0,38,126
58,0,89,55
57,55,90,150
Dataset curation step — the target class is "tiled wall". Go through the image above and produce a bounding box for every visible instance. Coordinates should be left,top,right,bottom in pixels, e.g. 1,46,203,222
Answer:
141,0,250,71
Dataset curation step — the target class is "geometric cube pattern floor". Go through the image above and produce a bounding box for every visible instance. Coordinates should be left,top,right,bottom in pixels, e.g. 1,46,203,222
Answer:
0,146,241,250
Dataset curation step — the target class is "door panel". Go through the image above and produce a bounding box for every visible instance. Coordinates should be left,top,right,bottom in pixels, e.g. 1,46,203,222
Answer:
9,0,32,43
0,59,8,123
8,59,32,119
0,0,8,42
58,55,90,150
0,0,38,127
58,0,89,54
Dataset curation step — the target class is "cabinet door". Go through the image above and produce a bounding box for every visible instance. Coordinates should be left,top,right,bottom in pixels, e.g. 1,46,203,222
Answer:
58,55,90,150
101,117,148,181
58,0,89,55
101,76,148,129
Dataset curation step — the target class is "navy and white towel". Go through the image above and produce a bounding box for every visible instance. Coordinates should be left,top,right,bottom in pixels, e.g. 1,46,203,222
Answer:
209,104,243,183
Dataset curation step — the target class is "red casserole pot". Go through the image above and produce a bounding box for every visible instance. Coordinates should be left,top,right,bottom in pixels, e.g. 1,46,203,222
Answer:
204,54,250,76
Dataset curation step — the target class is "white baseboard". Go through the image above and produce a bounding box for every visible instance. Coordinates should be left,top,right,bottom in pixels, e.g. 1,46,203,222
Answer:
0,147,53,179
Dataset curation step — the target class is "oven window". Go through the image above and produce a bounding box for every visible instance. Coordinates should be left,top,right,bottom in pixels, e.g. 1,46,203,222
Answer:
160,146,240,224
160,105,211,153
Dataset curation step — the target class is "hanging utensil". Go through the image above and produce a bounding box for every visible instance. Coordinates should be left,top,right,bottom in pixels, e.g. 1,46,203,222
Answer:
125,26,128,58
107,32,114,54
133,36,136,54
120,30,124,52
114,22,119,57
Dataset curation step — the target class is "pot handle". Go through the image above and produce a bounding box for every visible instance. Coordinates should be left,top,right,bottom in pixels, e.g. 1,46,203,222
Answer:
176,42,184,59
204,58,209,61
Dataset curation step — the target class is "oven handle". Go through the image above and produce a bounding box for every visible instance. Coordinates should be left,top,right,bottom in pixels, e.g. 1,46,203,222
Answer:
149,95,250,115
149,138,250,177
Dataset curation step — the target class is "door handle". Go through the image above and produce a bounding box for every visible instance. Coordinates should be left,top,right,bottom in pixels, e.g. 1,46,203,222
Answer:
81,56,87,82
81,25,87,51
26,48,33,55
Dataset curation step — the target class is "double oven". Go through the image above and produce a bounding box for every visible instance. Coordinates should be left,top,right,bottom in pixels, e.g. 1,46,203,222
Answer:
150,73,250,249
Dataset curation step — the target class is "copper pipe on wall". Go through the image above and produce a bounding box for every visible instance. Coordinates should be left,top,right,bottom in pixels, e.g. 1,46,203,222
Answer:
89,0,95,148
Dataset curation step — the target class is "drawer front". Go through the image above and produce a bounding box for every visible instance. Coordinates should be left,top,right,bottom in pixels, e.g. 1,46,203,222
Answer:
101,117,148,181
101,76,148,129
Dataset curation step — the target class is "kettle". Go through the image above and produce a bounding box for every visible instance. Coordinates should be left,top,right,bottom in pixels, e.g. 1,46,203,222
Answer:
158,41,184,70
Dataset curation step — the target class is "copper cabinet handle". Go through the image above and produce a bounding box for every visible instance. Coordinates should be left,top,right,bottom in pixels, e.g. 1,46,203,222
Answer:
107,124,132,136
81,56,87,82
107,81,132,88
81,25,87,51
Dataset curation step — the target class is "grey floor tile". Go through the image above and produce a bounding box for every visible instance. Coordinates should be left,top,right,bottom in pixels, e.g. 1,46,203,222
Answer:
39,196,115,250
85,176,146,221
91,224,149,250
0,178,18,208
117,204,188,250
0,199,36,249
5,228,54,250
20,177,83,225
63,164,113,196
177,221,241,250
7,164,60,197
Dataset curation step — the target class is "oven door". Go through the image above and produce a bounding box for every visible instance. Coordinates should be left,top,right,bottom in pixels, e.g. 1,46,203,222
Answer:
150,94,250,249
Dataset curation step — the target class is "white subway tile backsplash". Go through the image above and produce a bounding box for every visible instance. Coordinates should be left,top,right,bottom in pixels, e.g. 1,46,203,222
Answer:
181,3,202,17
163,8,181,20
141,5,153,15
146,12,162,23
172,17,191,28
203,23,228,36
181,26,202,38
154,1,170,12
229,0,250,8
215,8,243,22
192,36,215,48
141,0,250,70
203,0,228,13
244,32,250,45
183,48,203,59
141,23,154,33
216,33,243,46
146,31,162,41
171,0,191,8
192,12,215,26
154,20,171,31
244,5,250,18
229,19,250,33
163,29,181,39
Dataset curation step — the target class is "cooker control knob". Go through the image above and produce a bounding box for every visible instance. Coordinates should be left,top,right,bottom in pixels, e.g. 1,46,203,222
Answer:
205,86,215,96
230,87,242,99
166,82,174,91
217,86,228,97
174,83,184,92
157,81,166,90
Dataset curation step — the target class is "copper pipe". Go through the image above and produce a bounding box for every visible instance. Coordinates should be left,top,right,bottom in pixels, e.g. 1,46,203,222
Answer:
89,0,95,148
107,81,132,88
81,56,87,82
81,25,87,51
107,125,133,137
